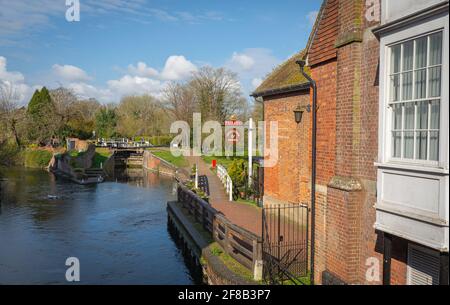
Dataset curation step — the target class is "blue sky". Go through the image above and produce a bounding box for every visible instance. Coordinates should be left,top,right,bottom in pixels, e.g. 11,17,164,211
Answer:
0,0,322,104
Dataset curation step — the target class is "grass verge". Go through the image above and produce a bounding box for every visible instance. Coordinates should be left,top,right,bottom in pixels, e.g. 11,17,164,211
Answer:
151,150,188,168
91,148,112,168
23,149,53,168
209,242,258,283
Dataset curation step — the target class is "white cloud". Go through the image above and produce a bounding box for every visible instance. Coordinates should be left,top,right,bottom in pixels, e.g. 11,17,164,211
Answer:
0,56,25,83
67,82,113,102
226,48,281,95
52,64,92,82
230,52,255,71
127,62,159,78
252,78,263,89
107,75,165,97
0,0,228,46
307,10,319,27
226,48,279,77
161,55,198,80
47,55,198,103
0,56,35,104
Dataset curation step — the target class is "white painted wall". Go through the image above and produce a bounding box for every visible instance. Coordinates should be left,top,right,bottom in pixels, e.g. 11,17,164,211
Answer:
376,2,449,252
381,0,446,24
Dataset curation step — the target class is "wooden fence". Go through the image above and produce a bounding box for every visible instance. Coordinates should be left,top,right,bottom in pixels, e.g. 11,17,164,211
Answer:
177,184,262,280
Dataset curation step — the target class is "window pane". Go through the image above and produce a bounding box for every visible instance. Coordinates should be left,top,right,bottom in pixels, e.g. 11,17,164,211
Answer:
402,72,413,100
428,66,441,97
429,131,439,161
404,102,414,129
416,101,428,130
415,37,427,69
390,74,401,101
404,131,414,159
392,104,402,130
403,41,414,71
430,100,440,129
416,131,428,160
429,32,442,65
391,45,401,73
392,131,401,158
414,69,427,99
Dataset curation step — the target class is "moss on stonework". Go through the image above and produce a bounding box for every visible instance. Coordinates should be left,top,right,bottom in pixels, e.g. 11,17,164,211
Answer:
253,50,309,95
328,176,362,192
208,242,258,283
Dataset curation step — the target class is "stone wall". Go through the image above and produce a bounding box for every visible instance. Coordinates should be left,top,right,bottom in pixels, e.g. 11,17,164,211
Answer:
143,150,183,178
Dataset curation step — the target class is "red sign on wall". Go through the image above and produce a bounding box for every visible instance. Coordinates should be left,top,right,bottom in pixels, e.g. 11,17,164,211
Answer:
226,129,241,143
224,120,243,126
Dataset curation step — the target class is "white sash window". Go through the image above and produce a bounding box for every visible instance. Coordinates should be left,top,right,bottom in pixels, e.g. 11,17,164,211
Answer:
388,31,443,164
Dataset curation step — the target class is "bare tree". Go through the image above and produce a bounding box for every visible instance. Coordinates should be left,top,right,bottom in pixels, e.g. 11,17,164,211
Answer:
116,95,169,138
162,82,196,125
49,87,78,128
190,66,243,122
0,81,22,147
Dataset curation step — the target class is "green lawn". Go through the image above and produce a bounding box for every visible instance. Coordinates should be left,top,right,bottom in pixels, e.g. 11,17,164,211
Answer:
91,148,112,168
23,149,53,168
236,198,260,208
201,155,247,170
151,150,188,168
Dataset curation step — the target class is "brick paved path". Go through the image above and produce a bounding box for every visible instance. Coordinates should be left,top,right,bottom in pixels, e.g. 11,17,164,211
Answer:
186,155,262,236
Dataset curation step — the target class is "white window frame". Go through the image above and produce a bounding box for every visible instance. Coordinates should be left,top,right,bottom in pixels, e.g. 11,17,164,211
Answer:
378,12,449,172
387,31,443,166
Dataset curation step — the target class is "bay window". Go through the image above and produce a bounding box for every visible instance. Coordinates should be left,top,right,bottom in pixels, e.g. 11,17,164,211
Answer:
389,31,443,163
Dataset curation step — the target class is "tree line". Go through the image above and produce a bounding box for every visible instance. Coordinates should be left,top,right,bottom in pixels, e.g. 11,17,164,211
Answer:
1,66,261,163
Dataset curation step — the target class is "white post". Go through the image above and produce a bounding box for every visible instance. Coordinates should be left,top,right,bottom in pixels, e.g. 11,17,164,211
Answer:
229,178,233,202
195,163,198,189
248,118,253,187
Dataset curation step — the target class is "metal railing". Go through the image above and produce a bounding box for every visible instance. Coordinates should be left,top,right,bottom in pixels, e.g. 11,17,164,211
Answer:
216,164,233,201
177,184,262,280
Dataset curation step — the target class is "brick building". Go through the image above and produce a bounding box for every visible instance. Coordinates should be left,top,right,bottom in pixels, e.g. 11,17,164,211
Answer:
252,50,311,207
253,0,448,285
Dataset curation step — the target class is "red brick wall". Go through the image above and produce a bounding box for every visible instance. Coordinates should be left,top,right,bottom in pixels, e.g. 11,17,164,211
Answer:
264,91,311,206
310,59,338,283
313,61,337,186
308,0,407,285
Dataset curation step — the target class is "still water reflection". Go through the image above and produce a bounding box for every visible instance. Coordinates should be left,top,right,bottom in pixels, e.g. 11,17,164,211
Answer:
0,167,195,285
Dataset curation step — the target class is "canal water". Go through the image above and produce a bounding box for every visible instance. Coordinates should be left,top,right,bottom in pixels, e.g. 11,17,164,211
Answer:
0,167,197,285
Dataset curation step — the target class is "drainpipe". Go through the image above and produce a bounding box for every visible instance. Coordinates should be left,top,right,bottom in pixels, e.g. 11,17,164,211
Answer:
296,60,317,286
254,96,264,208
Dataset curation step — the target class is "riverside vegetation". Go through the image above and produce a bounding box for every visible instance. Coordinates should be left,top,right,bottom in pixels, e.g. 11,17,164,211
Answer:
1,66,262,168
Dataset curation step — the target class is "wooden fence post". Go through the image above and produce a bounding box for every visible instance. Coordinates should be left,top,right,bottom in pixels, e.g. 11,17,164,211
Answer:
253,239,263,281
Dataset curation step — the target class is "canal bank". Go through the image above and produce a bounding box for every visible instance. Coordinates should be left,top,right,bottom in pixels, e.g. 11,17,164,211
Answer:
143,150,266,285
167,185,263,285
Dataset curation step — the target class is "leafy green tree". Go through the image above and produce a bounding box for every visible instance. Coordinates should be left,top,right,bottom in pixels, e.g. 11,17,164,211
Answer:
26,87,58,145
95,105,117,138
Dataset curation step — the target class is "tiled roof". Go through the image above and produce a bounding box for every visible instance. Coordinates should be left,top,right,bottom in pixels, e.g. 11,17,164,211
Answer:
252,50,310,97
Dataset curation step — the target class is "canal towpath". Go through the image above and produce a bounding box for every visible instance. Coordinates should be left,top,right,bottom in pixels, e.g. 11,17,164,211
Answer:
185,155,262,237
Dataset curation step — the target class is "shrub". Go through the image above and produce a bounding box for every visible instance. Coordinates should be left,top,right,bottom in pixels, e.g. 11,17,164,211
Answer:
228,159,247,187
0,141,21,166
150,135,173,146
23,149,53,168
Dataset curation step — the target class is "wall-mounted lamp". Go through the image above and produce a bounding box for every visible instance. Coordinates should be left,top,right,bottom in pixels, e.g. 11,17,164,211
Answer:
293,104,311,124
